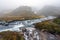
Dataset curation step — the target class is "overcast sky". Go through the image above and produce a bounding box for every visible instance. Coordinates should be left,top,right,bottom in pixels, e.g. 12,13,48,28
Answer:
0,0,60,12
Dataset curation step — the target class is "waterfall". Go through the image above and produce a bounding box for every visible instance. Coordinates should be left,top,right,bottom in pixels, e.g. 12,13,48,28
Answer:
0,16,57,40
20,27,40,40
0,16,56,32
20,27,57,40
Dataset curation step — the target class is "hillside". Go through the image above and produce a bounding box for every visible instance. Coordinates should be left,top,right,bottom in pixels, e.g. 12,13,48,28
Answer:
6,6,40,17
0,6,42,22
38,6,60,16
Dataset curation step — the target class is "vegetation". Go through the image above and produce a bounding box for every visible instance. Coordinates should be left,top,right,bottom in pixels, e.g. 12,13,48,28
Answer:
0,16,42,22
53,18,60,25
35,21,60,34
0,31,24,40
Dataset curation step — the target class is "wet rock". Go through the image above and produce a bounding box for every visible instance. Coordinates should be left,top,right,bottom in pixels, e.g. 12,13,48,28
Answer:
19,27,59,40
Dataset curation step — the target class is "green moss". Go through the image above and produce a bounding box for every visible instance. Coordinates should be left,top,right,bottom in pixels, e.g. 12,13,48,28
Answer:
35,21,60,34
53,18,60,25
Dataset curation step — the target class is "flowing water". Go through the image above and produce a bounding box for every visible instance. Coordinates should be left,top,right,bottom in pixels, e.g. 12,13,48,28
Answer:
20,27,57,40
0,16,57,40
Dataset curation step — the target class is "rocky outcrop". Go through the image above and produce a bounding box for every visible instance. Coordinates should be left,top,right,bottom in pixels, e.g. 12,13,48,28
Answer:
19,27,60,40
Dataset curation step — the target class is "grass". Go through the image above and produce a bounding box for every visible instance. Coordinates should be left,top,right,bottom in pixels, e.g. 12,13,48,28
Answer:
0,16,42,22
0,31,24,40
35,20,60,34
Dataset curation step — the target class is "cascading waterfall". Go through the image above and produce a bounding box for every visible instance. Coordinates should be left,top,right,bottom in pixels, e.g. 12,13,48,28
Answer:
20,27,57,40
20,27,40,40
0,16,57,40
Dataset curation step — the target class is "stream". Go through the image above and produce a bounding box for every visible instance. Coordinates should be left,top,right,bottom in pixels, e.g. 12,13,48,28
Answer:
0,16,57,40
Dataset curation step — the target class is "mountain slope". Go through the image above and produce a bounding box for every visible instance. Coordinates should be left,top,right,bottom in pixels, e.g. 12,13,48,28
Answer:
0,6,42,21
6,6,39,18
38,6,60,16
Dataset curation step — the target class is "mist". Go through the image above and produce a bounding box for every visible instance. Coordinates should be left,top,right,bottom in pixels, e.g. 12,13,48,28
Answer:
0,0,60,17
0,0,60,12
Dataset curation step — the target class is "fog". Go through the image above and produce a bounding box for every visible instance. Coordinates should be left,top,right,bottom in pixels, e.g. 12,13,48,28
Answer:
0,0,60,12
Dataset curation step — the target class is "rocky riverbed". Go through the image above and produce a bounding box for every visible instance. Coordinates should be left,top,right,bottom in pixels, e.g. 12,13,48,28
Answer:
20,27,60,40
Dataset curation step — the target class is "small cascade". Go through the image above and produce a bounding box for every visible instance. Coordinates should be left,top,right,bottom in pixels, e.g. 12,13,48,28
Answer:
20,27,40,40
0,16,58,40
20,27,57,40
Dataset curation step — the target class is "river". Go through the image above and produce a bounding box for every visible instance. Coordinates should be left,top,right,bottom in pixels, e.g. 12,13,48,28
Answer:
0,16,58,40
